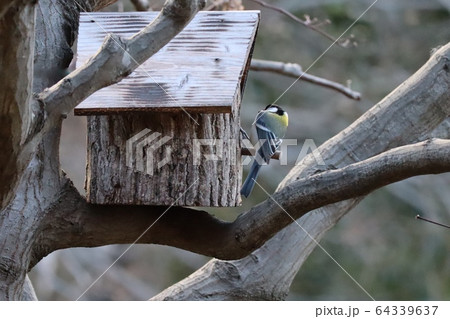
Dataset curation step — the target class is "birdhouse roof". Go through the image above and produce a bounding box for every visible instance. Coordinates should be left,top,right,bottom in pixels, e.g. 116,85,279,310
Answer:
74,11,260,115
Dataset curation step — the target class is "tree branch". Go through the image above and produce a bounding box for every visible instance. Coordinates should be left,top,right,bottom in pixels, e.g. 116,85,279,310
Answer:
205,0,227,10
34,43,450,267
21,275,37,301
86,0,118,11
151,43,450,300
246,0,353,47
32,180,227,268
205,0,243,11
233,138,450,253
33,138,450,266
250,58,361,100
130,0,150,11
37,0,205,116
0,0,36,202
0,0,37,20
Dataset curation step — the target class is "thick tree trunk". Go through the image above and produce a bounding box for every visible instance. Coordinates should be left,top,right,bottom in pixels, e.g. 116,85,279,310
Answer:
0,0,206,299
0,1,38,300
0,0,99,300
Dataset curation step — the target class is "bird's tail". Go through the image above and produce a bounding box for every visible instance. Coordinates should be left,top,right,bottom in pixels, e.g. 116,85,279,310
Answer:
240,160,262,198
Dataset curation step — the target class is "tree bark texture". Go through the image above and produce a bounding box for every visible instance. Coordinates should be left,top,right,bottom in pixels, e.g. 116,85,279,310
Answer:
0,1,40,300
86,112,242,206
151,44,450,300
0,0,206,300
39,43,450,267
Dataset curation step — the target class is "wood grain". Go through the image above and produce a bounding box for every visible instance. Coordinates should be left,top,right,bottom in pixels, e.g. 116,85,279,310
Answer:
74,11,260,115
81,11,260,206
86,112,243,206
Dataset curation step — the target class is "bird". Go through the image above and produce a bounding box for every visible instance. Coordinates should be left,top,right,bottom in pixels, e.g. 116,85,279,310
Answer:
240,104,288,197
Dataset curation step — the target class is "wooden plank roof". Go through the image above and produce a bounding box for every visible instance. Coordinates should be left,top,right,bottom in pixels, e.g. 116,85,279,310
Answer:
74,11,260,115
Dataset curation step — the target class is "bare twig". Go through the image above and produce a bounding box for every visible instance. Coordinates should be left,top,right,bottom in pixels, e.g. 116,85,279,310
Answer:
247,0,353,47
416,215,450,229
130,0,150,11
251,58,361,100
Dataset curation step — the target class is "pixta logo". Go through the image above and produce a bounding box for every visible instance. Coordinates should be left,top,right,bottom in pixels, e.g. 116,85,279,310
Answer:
126,129,172,176
126,128,326,175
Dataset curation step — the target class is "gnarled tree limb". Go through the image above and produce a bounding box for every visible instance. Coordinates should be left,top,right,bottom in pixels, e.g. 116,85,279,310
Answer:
0,0,39,300
34,43,450,268
3,0,446,300
34,138,450,266
250,58,361,100
0,0,206,300
151,43,450,300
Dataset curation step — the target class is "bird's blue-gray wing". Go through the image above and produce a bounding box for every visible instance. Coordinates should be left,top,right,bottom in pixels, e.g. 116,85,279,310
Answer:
255,118,281,163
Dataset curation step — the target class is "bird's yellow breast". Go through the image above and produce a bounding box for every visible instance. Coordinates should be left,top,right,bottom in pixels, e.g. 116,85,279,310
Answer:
266,111,289,126
280,113,289,127
264,111,289,137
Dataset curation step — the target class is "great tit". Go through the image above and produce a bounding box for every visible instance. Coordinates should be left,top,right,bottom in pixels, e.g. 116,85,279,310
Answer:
240,104,288,197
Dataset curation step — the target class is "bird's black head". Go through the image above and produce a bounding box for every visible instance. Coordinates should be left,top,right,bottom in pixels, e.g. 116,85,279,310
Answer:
265,104,285,116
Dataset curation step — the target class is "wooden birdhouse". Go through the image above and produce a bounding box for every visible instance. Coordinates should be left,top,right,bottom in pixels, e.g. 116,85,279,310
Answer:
74,11,260,206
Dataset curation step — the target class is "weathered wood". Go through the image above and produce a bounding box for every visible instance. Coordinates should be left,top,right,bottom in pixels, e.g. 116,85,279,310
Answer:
86,112,242,206
40,0,208,117
79,11,259,206
74,11,260,114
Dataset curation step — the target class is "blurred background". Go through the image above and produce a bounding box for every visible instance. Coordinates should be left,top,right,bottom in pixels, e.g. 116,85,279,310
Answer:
29,0,450,300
